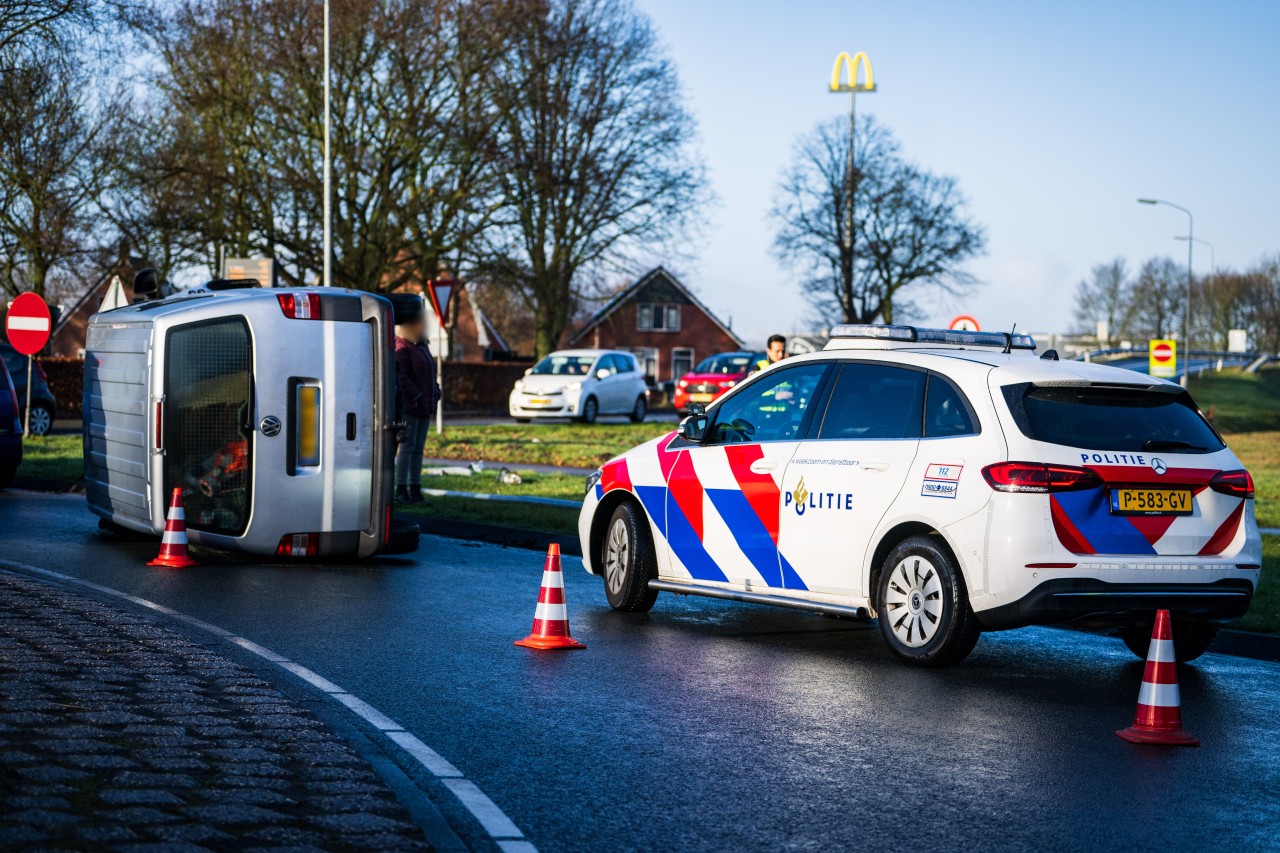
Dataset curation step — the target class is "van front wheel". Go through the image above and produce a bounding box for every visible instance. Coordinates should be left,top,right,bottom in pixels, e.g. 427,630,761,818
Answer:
875,536,980,667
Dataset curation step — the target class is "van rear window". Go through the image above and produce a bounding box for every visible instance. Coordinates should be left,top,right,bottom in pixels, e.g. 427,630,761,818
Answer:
1000,383,1224,454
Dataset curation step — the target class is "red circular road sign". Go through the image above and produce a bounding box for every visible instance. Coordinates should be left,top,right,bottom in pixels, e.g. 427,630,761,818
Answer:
949,314,980,332
1152,343,1174,363
4,292,52,356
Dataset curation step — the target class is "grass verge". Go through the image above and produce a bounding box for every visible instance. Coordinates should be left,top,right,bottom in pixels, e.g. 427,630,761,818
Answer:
422,421,672,469
1233,535,1279,634
421,468,586,502
399,494,579,537
14,434,82,483
1190,366,1280,433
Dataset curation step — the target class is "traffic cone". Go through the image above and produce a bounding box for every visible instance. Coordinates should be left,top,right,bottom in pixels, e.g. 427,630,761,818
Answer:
514,544,585,650
1116,609,1198,746
148,488,199,569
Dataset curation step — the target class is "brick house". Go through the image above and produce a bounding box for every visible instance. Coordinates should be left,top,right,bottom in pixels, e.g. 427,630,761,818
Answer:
47,252,142,358
567,267,743,385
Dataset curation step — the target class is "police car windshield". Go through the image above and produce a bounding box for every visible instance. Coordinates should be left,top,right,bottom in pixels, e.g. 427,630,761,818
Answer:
1001,383,1224,454
531,355,596,376
694,354,756,375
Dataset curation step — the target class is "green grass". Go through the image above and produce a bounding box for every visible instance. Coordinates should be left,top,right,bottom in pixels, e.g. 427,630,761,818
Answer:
14,434,82,483
1233,535,1279,634
1221,432,1280,529
400,494,579,536
420,467,587,502
422,421,672,469
1189,367,1280,433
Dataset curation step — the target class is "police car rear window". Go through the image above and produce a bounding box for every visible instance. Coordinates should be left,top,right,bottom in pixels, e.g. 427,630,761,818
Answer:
1001,383,1224,454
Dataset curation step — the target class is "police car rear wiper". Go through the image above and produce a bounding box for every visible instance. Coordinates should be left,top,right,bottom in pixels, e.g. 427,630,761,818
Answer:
1142,439,1207,451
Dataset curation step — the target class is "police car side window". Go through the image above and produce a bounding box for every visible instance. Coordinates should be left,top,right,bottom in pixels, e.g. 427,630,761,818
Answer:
817,363,925,440
924,373,979,438
707,363,827,444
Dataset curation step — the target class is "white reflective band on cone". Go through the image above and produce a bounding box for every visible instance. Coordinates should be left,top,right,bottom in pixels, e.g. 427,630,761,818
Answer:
1137,680,1182,708
540,571,563,588
1144,638,1176,663
533,602,567,621
169,507,185,521
161,530,184,545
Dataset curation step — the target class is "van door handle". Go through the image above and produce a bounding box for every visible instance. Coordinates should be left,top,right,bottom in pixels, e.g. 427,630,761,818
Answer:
860,461,890,472
749,459,776,474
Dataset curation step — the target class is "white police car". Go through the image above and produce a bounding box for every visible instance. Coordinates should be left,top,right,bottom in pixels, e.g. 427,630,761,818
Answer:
579,324,1261,667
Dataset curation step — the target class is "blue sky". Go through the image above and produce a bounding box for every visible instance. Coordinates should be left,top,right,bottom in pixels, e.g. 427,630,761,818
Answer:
634,0,1280,344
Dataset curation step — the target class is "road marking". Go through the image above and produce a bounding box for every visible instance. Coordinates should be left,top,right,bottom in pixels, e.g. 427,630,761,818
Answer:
0,558,535,848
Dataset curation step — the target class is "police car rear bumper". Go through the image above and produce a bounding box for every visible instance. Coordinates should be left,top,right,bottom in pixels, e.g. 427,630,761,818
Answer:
974,578,1255,630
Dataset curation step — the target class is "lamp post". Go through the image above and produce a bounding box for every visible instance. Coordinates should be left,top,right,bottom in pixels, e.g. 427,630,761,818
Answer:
322,0,331,287
829,52,876,316
1176,235,1214,349
1137,198,1193,386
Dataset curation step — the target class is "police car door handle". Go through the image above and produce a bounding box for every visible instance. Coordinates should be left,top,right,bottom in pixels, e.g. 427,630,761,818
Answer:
861,461,890,472
749,459,776,474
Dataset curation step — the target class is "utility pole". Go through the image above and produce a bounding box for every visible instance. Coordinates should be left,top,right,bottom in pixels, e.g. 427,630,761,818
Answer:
1138,199,1194,386
322,0,332,286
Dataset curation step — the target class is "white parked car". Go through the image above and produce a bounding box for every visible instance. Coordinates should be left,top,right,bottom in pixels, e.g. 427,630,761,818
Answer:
578,324,1261,667
510,349,649,424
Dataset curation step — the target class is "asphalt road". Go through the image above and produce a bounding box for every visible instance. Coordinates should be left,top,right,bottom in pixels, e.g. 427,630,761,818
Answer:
2,490,1278,852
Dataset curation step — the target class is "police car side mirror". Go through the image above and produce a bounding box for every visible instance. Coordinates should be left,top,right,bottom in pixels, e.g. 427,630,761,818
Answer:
133,268,159,297
678,414,709,443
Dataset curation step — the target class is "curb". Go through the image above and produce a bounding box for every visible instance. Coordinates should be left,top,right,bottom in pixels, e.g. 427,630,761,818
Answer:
416,516,583,557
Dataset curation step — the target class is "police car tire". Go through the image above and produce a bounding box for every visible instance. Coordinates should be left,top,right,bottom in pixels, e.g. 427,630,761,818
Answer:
1119,618,1218,663
875,536,981,667
580,397,599,424
602,502,658,612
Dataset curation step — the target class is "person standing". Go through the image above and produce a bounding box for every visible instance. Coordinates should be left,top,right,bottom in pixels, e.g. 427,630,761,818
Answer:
394,299,441,504
752,334,788,373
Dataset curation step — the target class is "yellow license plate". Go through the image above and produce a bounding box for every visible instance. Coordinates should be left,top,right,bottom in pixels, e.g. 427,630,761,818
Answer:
1110,488,1193,516
527,398,552,405
689,393,715,403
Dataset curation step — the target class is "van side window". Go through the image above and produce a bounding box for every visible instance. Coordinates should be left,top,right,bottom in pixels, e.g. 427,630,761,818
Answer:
924,373,979,438
818,363,925,440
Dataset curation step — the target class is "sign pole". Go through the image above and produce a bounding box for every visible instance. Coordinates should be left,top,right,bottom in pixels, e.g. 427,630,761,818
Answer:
23,359,33,437
5,292,53,436
436,323,444,436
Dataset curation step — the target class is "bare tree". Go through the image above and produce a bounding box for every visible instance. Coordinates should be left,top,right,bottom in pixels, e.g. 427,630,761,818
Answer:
1129,257,1185,341
1249,253,1280,354
1073,258,1132,343
771,114,984,325
481,0,709,356
0,0,94,59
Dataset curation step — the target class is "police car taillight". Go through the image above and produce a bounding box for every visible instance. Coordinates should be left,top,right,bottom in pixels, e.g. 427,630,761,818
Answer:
278,293,322,319
982,462,1102,493
276,532,318,557
1209,469,1254,499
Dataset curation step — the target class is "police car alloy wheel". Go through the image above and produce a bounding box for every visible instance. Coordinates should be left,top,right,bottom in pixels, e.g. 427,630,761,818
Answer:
602,502,658,612
875,536,981,667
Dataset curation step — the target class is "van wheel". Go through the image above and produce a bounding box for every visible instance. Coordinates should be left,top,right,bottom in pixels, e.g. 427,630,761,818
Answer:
383,514,421,555
630,396,648,423
875,536,980,667
1119,618,1218,663
601,502,658,612
580,397,598,424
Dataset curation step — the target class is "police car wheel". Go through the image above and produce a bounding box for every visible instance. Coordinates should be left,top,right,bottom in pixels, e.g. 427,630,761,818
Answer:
602,502,658,612
875,536,980,667
580,397,599,424
1119,618,1218,663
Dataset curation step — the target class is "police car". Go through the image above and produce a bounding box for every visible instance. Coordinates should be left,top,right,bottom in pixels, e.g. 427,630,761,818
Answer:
579,324,1261,667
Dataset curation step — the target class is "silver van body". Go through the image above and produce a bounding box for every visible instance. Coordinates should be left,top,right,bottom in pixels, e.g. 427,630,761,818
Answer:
84,286,399,558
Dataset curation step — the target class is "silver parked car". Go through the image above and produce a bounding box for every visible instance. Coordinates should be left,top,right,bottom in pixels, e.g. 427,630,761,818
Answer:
509,349,649,423
84,272,416,558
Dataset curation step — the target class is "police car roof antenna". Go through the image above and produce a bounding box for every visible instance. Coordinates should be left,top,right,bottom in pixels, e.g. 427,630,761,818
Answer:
1003,323,1018,354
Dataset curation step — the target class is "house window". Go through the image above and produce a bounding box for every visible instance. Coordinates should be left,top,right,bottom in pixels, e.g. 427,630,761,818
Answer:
637,303,680,332
671,347,694,381
627,347,659,384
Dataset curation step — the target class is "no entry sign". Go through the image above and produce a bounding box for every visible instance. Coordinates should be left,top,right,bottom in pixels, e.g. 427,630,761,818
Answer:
949,314,980,332
5,292,52,356
1149,339,1177,379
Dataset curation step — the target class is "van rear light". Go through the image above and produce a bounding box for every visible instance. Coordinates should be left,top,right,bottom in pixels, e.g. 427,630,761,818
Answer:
982,462,1102,493
384,503,392,545
154,401,163,450
276,533,318,557
1209,469,1254,499
295,385,321,468
278,293,322,319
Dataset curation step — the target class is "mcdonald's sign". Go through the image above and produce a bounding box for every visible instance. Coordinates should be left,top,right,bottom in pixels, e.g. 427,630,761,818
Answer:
829,51,876,93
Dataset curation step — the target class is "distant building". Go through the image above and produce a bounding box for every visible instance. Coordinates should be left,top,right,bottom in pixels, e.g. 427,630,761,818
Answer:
48,250,142,358
568,267,743,384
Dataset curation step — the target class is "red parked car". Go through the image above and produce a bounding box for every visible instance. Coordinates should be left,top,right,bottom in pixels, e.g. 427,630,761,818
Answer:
673,351,766,413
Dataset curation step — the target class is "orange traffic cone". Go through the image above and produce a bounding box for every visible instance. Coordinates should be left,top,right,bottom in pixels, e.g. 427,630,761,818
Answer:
149,488,199,569
1116,609,1198,746
514,544,585,650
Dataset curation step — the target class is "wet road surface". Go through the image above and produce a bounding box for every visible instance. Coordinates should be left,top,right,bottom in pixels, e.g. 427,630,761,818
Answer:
2,490,1277,851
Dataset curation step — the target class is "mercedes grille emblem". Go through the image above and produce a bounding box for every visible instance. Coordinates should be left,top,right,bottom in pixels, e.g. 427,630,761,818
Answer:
260,416,282,438
1150,457,1168,476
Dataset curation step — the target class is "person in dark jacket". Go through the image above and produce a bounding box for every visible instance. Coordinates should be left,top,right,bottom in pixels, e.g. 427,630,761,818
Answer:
394,301,441,503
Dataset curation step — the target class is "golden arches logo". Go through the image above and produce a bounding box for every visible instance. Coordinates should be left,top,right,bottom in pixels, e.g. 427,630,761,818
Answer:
829,51,875,93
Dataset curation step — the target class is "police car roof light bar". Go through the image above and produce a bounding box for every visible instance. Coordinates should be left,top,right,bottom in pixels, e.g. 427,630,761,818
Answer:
829,324,1037,351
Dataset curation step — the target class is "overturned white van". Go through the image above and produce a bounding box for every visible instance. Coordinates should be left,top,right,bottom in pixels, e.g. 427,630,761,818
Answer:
84,275,416,558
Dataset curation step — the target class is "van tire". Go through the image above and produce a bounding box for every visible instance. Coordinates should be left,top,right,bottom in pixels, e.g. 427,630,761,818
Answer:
1119,618,1218,663
384,514,421,555
601,501,658,612
580,397,599,424
875,535,981,667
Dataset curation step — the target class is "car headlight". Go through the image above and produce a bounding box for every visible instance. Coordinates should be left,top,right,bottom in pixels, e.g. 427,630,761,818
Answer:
514,381,524,392
585,469,602,496
678,380,689,389
565,382,582,392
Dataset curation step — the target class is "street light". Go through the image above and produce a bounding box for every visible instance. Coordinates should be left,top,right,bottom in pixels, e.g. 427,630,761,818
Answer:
1176,234,1214,349
829,52,876,304
1137,198,1194,386
322,0,331,286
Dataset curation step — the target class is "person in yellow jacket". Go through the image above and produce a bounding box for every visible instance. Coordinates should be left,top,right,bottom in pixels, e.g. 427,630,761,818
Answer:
751,334,788,374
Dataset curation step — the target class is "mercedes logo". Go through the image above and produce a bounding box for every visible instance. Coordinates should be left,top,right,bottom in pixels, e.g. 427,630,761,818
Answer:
1150,457,1168,476
260,416,282,437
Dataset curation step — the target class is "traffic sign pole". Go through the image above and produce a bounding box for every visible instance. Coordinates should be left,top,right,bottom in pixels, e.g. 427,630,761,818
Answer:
24,360,32,437
4,292,53,436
